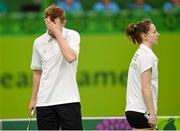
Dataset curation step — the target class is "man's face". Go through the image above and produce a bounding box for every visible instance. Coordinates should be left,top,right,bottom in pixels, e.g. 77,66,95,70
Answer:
46,16,63,29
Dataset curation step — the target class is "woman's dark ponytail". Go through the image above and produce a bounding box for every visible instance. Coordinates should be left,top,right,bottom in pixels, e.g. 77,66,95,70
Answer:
126,20,152,45
126,24,137,44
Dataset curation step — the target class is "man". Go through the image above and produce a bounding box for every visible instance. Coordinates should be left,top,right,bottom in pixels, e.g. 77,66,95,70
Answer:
29,5,83,130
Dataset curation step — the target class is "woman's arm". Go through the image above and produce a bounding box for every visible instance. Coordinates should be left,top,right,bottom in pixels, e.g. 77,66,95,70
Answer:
141,68,157,128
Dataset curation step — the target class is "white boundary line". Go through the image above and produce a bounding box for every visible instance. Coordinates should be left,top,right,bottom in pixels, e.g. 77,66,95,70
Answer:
83,116,180,119
1,116,180,121
0,118,36,121
83,116,126,119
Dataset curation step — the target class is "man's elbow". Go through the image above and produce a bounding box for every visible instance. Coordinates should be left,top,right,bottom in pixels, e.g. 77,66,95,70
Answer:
66,55,77,63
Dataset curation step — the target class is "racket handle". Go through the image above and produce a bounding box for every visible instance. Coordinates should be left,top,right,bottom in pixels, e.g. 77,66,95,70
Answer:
31,110,35,116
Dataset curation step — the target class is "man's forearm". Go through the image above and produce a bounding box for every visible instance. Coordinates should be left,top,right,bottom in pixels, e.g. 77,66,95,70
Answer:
55,33,76,63
31,70,42,101
45,18,77,63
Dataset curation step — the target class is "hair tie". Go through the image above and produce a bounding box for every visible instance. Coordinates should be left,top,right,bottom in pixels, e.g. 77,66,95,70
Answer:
133,24,137,32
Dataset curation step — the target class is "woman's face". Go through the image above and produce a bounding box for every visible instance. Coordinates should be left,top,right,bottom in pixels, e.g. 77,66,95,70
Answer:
146,24,160,45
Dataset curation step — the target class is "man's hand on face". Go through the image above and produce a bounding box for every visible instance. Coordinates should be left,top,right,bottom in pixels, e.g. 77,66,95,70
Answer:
45,17,62,38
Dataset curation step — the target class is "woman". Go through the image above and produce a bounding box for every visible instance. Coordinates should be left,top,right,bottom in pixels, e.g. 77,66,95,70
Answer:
125,20,160,130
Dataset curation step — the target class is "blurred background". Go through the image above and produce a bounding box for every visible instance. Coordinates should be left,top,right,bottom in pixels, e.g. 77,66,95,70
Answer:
0,0,180,130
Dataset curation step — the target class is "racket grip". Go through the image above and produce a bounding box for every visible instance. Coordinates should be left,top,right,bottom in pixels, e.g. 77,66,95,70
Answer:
31,110,35,116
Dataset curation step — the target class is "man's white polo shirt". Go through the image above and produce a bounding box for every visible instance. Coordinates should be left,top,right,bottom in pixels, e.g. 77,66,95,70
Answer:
31,27,80,107
126,44,158,113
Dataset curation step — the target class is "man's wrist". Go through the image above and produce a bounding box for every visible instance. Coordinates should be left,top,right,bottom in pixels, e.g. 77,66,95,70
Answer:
55,31,61,38
31,96,37,101
149,113,157,117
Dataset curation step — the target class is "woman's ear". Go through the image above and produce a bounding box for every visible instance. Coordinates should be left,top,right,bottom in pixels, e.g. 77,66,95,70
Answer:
142,33,148,40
